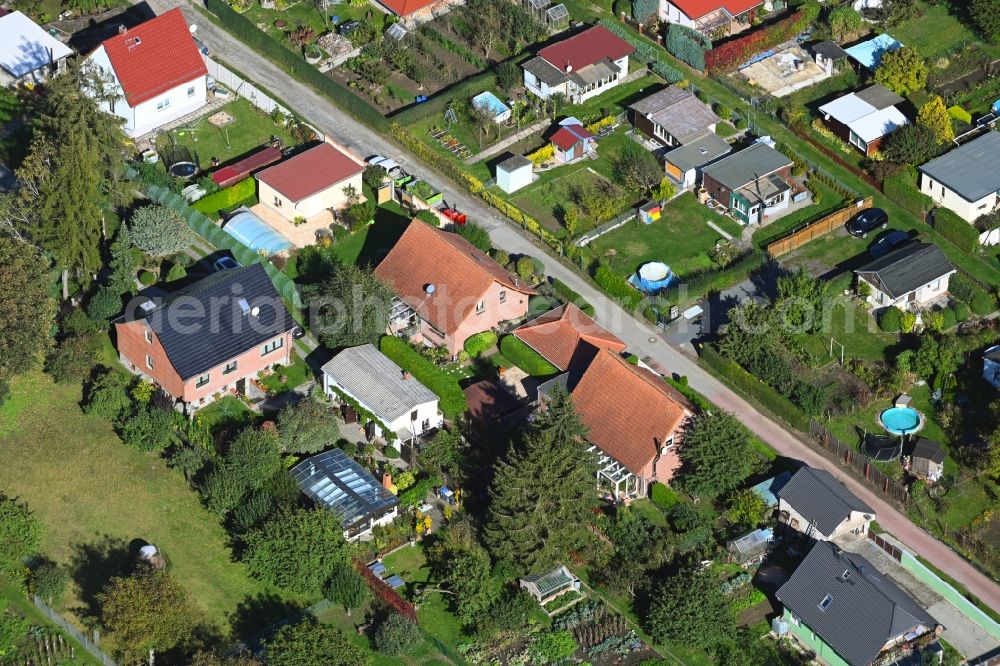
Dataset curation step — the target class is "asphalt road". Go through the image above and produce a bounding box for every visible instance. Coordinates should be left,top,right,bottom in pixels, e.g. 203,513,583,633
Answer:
144,0,1000,611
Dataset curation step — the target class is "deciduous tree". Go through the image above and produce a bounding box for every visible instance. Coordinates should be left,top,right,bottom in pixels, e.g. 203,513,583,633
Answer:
725,488,767,528
419,428,464,479
874,47,927,95
373,613,422,655
0,494,41,566
884,124,938,165
276,394,338,454
0,236,56,397
264,618,371,666
613,141,663,194
307,263,394,349
917,96,954,144
427,519,499,623
324,563,369,616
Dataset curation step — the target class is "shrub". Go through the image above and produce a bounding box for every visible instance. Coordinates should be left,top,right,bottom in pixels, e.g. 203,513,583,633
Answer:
900,311,917,334
454,222,492,252
119,406,175,451
45,333,102,384
933,208,979,253
939,307,956,331
527,144,554,166
879,306,903,332
138,269,156,286
191,176,257,217
373,613,422,655
650,482,678,509
947,105,972,124
86,286,123,321
498,335,559,377
463,331,498,357
970,291,996,316
30,561,68,604
953,301,970,321
704,4,819,73
666,24,707,70
379,336,467,418
594,262,641,311
549,277,595,316
164,262,187,283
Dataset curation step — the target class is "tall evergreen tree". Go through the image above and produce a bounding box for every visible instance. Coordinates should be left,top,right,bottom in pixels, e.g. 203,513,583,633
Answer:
483,388,595,569
0,236,56,398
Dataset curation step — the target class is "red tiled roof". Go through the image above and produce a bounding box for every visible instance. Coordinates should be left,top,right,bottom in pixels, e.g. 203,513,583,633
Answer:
538,25,634,72
668,0,763,20
571,350,692,475
514,304,626,371
100,8,208,107
550,124,593,151
212,146,283,188
378,0,437,16
255,142,365,202
374,221,535,337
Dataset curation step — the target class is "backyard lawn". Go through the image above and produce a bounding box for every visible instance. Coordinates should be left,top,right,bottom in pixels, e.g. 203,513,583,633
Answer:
155,98,296,170
890,1,998,59
793,298,898,365
259,349,313,392
0,372,298,638
510,165,625,236
590,192,741,279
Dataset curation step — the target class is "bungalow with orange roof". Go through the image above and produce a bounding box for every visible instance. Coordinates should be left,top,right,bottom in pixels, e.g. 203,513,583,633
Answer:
255,141,366,222
85,9,208,137
375,221,535,355
659,0,763,35
513,304,626,372
541,349,694,498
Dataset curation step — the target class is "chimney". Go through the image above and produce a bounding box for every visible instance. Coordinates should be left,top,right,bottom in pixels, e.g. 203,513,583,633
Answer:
382,473,393,490
118,24,126,34
401,370,411,381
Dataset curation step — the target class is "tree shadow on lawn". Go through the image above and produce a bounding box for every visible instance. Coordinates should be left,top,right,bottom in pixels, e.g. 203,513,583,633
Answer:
355,208,411,268
69,535,143,625
228,592,307,644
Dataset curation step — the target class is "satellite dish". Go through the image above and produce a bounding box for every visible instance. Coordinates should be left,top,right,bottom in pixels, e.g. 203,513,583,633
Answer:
250,306,260,317
424,284,436,295
189,24,198,34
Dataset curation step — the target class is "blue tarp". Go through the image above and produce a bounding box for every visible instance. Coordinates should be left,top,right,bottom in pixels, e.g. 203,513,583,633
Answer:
845,34,902,70
751,471,792,507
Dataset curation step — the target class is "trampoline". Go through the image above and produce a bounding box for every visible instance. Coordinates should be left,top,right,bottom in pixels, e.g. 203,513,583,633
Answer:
223,209,293,256
861,433,902,461
162,145,199,179
629,261,676,294
471,91,511,123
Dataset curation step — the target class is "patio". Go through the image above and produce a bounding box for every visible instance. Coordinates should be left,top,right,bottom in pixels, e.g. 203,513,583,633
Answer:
249,202,335,248
741,45,831,97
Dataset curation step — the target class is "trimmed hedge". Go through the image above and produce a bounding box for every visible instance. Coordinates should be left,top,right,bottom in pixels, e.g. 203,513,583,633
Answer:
666,24,707,71
650,482,678,509
699,345,810,431
204,0,386,131
549,277,595,316
379,336,467,419
883,173,934,217
498,335,560,377
191,178,256,217
594,262,642,311
879,306,903,332
597,19,685,82
933,208,980,253
463,331,498,357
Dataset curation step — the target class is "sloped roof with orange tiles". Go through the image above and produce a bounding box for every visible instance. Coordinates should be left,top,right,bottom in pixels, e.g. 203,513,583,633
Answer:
669,0,763,20
255,142,365,202
570,350,692,475
537,25,634,72
514,304,626,371
374,221,535,336
100,8,208,107
378,0,437,16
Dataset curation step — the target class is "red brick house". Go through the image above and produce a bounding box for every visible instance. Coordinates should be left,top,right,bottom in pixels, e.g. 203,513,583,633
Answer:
114,264,295,413
542,350,693,498
376,221,534,355
513,303,626,372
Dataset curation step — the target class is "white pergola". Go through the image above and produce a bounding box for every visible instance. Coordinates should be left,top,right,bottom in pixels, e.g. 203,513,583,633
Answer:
588,445,642,499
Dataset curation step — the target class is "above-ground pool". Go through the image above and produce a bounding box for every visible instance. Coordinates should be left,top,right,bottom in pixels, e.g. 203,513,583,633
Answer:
629,261,676,294
471,91,511,123
879,407,924,436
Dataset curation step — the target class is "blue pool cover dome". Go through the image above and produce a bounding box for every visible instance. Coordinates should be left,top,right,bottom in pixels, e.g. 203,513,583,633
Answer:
223,209,293,256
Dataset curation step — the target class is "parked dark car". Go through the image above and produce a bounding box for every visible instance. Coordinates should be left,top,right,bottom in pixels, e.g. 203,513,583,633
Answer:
869,230,911,257
847,208,888,237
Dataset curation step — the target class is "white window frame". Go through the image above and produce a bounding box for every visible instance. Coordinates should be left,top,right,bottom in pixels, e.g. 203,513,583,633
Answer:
848,129,866,150
144,329,152,344
262,337,284,355
156,98,171,111
223,360,238,374
195,373,210,388
145,354,154,370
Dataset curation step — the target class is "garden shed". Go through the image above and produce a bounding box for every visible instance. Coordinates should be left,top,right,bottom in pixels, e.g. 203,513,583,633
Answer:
727,527,774,564
519,565,580,604
907,437,945,483
496,154,533,194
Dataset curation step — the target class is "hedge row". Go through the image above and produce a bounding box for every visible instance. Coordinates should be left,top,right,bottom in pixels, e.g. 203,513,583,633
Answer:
883,174,934,217
666,23,707,71
463,331,498,357
950,273,997,316
933,208,980,253
379,336,467,419
699,344,811,431
498,335,560,378
594,262,642,311
191,178,256,217
204,0,386,131
597,18,684,82
549,277,595,316
704,3,820,73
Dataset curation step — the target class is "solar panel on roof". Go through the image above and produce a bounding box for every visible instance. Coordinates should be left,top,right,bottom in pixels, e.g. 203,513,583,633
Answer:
292,449,398,530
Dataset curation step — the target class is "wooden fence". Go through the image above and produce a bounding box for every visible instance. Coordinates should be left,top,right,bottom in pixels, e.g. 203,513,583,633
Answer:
766,196,872,257
869,532,904,562
807,419,910,504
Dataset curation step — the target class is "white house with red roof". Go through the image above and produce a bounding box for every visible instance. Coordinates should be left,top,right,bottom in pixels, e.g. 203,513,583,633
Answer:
255,141,366,222
659,0,763,34
86,8,208,137
522,26,634,104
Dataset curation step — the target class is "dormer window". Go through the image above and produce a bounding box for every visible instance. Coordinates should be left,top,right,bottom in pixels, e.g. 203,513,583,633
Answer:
840,569,851,581
818,594,833,611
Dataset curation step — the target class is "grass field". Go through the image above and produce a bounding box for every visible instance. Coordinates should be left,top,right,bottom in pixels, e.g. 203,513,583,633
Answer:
156,98,296,170
0,372,298,639
511,166,621,235
590,191,741,279
890,2,988,59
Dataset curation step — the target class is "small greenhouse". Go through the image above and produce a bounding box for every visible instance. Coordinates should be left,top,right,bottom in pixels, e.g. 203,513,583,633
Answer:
519,565,580,604
545,4,569,30
727,527,774,564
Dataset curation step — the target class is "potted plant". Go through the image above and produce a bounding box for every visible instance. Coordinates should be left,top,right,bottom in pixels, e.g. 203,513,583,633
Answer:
304,44,323,64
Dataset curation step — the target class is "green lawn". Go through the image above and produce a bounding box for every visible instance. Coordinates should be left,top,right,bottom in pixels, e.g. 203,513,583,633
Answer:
0,372,298,640
590,191,739,279
511,165,623,236
563,75,665,123
198,394,256,433
793,297,898,365
334,202,412,267
259,349,313,392
890,2,989,59
156,98,296,170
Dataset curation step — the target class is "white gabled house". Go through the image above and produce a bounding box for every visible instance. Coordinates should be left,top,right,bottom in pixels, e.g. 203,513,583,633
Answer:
522,26,634,105
85,8,208,137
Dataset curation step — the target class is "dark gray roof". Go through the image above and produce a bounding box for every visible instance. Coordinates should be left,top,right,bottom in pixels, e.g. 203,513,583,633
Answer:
918,131,1000,202
701,142,792,190
776,541,936,666
523,55,567,87
855,243,955,300
126,264,295,380
321,343,438,422
812,40,850,61
630,86,721,143
854,84,905,111
663,131,732,171
911,437,945,464
291,448,399,531
498,154,532,172
778,467,874,536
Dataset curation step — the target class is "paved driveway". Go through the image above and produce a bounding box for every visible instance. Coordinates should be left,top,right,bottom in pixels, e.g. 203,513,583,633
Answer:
129,0,1000,611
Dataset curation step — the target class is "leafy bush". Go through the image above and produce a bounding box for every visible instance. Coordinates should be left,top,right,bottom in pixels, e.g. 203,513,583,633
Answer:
45,333,102,384
549,277,595,316
879,306,903,332
527,144,554,166
463,331,498,357
947,105,972,124
373,613,422,655
30,561,68,604
84,369,134,422
650,482,678,509
883,173,934,216
594,262,641,311
379,336,467,418
939,307,956,331
953,301,970,321
455,222,492,252
138,269,156,286
498,335,559,377
666,24,707,70
970,291,996,315
119,405,175,451
86,286,123,321
704,4,819,73
933,208,979,253
126,205,192,258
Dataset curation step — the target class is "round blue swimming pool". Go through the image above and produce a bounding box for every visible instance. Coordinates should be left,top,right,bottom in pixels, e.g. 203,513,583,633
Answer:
879,407,923,435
